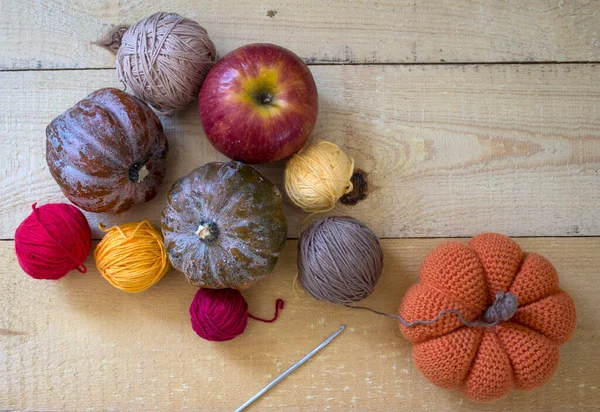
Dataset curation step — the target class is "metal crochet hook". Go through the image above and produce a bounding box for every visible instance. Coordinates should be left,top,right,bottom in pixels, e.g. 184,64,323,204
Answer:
234,325,346,412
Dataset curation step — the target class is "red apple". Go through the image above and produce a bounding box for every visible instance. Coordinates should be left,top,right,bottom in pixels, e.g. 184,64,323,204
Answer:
199,43,318,163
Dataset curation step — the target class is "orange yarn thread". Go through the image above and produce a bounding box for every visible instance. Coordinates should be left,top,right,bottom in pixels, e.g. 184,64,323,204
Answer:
94,221,170,293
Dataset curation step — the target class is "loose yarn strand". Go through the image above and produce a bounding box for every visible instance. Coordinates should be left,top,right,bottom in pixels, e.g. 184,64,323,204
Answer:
292,275,302,298
99,221,147,240
248,299,285,323
345,291,519,329
293,216,520,329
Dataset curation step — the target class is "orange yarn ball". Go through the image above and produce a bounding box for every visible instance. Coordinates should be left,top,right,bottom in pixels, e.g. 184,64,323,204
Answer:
399,233,576,402
94,221,170,293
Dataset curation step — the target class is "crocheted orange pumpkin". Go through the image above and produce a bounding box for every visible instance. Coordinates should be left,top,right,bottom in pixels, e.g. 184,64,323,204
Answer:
399,233,576,402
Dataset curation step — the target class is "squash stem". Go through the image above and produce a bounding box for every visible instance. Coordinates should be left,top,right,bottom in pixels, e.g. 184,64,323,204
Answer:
195,222,218,241
196,224,211,239
137,165,149,183
129,162,149,183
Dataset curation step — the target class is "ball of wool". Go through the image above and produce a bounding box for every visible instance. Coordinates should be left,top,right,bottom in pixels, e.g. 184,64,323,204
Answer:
116,12,217,113
285,141,354,213
190,288,250,341
14,203,91,280
297,216,383,304
94,221,170,293
190,289,286,342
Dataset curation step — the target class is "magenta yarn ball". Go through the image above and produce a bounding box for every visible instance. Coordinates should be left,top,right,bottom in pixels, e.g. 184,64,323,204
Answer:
14,203,91,280
189,288,249,342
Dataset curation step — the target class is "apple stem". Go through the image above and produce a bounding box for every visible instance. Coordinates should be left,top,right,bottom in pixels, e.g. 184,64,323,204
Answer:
253,91,275,105
261,93,274,104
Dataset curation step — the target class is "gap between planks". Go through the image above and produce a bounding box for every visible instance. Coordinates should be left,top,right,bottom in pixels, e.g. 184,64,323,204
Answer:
2,60,600,73
3,0,600,70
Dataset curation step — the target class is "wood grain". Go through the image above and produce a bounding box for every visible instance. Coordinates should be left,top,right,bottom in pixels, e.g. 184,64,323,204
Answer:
1,0,600,70
1,64,600,239
1,238,598,411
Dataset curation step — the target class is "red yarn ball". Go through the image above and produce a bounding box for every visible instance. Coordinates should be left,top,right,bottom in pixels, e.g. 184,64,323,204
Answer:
14,203,91,280
190,288,249,342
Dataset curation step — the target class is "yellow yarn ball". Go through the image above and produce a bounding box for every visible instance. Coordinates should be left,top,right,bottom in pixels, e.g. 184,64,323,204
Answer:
284,141,355,213
94,221,170,293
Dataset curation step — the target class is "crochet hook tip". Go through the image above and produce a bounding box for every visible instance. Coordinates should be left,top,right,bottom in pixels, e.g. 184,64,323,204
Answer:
234,325,345,412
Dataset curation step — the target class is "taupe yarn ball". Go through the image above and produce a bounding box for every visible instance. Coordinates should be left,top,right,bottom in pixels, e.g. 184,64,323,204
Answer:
297,216,384,305
116,12,217,113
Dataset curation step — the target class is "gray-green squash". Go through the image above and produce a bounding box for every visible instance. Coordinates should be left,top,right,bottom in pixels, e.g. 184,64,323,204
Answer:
161,161,287,289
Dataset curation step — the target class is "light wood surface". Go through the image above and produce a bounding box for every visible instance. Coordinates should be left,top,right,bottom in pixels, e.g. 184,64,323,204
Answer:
1,239,598,411
2,64,600,239
2,1,600,410
2,0,600,70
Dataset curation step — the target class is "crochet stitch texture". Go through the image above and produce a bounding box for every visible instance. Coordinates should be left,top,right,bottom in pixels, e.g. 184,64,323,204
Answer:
399,233,576,402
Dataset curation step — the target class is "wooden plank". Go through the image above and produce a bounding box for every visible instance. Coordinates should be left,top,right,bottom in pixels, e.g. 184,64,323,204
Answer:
1,238,598,410
2,64,600,239
1,0,600,70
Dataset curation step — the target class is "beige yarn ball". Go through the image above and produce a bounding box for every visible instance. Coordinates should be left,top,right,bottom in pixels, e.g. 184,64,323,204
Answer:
284,141,355,213
116,12,217,113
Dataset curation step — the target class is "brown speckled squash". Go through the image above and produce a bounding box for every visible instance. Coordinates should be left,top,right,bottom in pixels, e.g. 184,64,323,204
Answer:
161,161,287,289
46,88,168,213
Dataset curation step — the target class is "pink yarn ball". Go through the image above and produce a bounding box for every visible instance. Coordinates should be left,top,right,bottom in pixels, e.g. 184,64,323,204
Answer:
189,289,285,342
14,203,91,280
190,288,249,342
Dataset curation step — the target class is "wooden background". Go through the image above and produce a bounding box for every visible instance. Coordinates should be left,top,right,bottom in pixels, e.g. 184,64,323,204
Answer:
1,0,600,410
